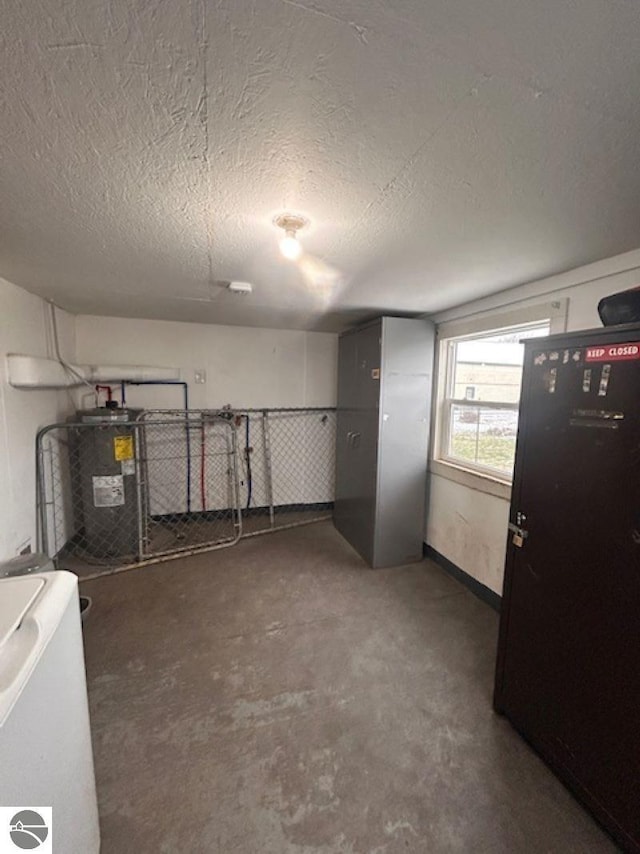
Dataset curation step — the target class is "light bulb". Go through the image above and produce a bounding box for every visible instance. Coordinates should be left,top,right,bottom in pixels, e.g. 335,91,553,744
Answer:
279,231,302,260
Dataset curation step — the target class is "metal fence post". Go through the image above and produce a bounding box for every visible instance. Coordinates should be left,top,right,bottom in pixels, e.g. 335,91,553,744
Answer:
135,423,146,562
262,409,276,529
231,421,243,539
35,428,49,556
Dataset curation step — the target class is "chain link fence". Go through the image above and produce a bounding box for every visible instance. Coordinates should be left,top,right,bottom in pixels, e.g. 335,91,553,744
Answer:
140,408,336,537
36,407,336,577
36,416,242,577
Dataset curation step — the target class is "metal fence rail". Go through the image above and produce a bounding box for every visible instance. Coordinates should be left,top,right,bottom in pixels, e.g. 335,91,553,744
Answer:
36,407,336,576
139,407,337,538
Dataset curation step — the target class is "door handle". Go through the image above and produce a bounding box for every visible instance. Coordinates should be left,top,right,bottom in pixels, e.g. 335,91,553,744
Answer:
351,432,361,448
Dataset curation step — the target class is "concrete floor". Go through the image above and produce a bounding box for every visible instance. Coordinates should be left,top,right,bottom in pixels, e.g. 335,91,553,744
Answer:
62,508,331,579
81,522,617,853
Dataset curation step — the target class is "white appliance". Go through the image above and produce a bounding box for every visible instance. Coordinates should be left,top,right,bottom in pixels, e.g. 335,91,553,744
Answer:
0,571,100,852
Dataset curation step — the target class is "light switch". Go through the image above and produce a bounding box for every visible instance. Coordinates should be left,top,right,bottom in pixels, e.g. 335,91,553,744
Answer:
194,369,207,384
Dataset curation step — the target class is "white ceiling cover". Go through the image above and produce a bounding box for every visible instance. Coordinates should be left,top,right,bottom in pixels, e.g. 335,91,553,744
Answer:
1,0,640,330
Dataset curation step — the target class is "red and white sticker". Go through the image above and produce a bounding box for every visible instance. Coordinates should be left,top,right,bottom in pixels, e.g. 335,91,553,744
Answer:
585,343,640,363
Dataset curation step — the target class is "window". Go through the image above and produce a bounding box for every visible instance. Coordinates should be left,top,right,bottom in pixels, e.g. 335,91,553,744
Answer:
438,321,550,479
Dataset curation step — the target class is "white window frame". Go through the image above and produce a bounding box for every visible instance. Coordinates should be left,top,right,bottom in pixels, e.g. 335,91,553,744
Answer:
439,321,548,479
430,300,568,499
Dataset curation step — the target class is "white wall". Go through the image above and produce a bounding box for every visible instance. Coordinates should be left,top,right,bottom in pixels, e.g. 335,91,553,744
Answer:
5,246,635,573
426,248,640,595
75,315,339,518
0,298,337,562
0,277,76,561
75,316,337,410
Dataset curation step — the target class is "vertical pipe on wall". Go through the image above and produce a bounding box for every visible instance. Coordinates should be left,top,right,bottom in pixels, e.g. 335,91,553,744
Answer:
95,385,113,403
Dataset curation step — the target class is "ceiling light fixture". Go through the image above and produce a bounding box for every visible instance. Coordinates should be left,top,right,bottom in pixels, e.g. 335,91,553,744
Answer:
274,213,308,261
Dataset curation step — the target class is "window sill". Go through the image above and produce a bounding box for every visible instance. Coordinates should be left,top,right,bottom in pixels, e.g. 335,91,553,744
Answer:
429,458,512,501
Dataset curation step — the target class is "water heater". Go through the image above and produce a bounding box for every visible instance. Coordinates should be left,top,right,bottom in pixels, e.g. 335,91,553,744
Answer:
70,406,143,559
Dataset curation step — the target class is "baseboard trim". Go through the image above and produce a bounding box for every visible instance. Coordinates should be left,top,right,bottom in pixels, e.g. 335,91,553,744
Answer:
423,543,501,613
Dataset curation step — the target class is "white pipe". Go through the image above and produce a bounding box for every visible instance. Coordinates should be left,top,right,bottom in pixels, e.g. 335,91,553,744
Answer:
87,365,180,382
7,354,180,389
49,301,97,400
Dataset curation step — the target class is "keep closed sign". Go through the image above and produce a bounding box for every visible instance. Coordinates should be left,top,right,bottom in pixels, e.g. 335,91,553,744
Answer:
585,343,640,363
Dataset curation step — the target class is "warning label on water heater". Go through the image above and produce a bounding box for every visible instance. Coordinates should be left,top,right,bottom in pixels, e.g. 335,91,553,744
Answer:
113,435,134,461
93,475,125,507
121,459,135,476
585,343,640,362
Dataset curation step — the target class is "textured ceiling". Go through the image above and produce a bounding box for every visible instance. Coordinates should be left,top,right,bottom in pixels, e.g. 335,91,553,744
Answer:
1,0,640,331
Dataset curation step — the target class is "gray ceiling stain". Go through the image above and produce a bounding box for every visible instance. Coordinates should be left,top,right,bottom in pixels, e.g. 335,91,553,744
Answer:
1,0,639,332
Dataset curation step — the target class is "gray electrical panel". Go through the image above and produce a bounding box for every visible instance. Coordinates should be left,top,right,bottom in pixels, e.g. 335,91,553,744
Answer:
334,316,435,568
